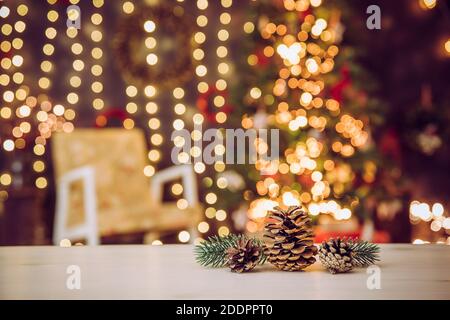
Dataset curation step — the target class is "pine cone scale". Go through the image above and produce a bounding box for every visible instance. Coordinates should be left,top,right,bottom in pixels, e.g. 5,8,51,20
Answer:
226,238,260,273
291,246,306,254
319,238,354,274
264,206,317,271
281,242,295,250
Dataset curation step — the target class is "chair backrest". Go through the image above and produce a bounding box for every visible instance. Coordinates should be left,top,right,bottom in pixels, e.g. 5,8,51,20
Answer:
52,128,158,236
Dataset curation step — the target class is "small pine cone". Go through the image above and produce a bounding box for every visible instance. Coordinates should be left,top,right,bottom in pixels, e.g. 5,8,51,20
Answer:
264,206,318,271
319,238,354,274
226,238,261,273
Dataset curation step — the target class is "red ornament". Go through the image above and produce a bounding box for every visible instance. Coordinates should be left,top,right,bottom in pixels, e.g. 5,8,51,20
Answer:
94,108,128,128
56,0,73,5
0,47,12,60
272,0,286,10
196,85,233,123
298,173,314,189
330,65,352,103
297,8,313,21
254,48,270,67
260,171,280,179
379,127,402,164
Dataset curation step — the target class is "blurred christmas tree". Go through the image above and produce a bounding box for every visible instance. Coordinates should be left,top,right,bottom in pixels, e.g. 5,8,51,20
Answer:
214,0,400,237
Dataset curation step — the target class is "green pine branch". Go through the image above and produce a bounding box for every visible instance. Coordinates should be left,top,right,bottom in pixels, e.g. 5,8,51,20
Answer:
194,234,267,268
350,240,380,267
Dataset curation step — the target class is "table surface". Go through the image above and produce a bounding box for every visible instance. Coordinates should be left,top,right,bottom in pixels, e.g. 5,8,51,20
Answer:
0,244,449,300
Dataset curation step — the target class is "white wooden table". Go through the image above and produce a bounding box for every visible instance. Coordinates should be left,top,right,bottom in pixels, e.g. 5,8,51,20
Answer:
0,244,449,299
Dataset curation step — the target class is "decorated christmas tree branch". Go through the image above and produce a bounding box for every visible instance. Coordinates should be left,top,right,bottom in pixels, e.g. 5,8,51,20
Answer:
194,234,267,268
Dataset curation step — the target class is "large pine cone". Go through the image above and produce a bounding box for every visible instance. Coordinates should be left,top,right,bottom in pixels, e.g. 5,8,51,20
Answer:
319,238,354,274
226,238,261,273
264,206,318,271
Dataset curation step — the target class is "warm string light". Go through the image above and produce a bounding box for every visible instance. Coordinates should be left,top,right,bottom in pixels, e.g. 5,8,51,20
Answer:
32,2,56,189
410,201,450,244
0,1,50,190
121,0,138,132
445,39,450,54
216,0,232,125
417,1,450,58
120,1,161,179
171,76,192,243
211,0,234,238
143,87,160,178
171,85,193,232
419,0,437,10
90,0,106,114
140,4,161,178
121,1,194,244
94,0,162,245
1,1,24,155
0,1,20,191
172,86,186,161
241,16,262,233
0,1,61,191
64,2,81,109
192,0,233,239
190,1,211,241
33,0,73,189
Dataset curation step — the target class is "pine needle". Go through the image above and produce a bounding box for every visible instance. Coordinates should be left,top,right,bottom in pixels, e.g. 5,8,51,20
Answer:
194,233,267,268
350,240,380,267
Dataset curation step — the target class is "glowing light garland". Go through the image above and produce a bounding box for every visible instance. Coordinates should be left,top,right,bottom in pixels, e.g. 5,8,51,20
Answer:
89,0,106,114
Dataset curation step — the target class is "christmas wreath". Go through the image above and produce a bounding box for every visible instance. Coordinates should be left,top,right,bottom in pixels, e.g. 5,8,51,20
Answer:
113,4,195,88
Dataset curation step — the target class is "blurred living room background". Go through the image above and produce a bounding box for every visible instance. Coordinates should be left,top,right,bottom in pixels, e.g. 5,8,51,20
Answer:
0,0,449,246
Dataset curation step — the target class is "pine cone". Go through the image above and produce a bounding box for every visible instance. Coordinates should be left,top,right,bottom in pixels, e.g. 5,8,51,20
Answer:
319,238,354,274
264,206,318,271
226,238,261,273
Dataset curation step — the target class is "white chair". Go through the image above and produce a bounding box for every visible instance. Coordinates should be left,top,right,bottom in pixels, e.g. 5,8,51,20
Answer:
52,129,201,245
53,166,98,245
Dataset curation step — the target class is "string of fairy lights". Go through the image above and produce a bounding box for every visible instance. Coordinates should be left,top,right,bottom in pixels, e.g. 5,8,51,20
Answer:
188,0,236,241
121,1,162,179
213,0,234,237
172,0,212,243
0,0,75,191
90,0,106,114
189,1,210,240
154,1,193,243
35,1,76,190
0,2,29,190
34,1,57,191
66,6,82,109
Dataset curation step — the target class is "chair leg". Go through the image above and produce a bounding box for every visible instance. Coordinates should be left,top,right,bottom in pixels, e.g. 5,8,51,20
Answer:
54,166,99,246
188,227,199,244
